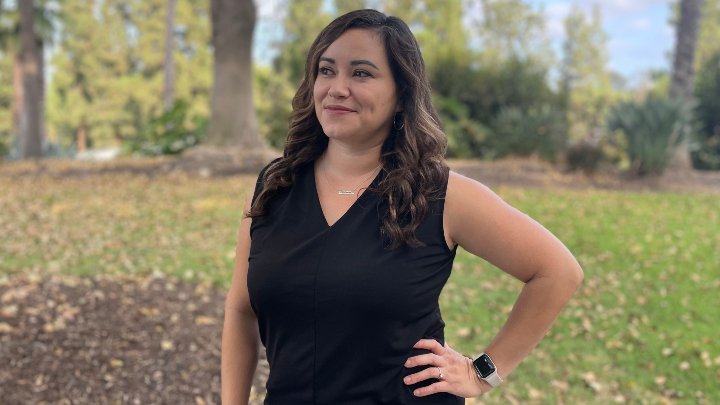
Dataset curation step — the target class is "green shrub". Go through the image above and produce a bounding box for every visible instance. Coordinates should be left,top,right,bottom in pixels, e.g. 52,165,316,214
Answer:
564,130,628,174
691,51,720,170
253,65,295,149
565,139,604,173
0,133,9,160
607,97,694,175
434,95,491,159
486,104,568,162
430,55,558,128
123,99,208,156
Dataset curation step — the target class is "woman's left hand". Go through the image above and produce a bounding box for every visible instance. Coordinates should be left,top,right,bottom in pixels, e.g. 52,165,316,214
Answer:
404,338,494,398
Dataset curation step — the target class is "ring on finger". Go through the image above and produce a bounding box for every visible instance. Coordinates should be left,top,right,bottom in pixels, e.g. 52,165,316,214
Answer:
436,366,444,379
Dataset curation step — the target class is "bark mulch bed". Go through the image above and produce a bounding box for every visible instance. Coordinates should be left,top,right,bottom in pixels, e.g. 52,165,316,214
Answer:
0,271,269,405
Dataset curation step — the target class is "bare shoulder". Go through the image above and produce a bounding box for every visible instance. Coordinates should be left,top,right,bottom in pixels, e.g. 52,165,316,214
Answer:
444,170,505,248
444,170,580,283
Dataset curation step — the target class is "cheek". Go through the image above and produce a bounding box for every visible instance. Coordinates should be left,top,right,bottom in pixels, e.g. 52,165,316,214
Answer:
313,83,326,106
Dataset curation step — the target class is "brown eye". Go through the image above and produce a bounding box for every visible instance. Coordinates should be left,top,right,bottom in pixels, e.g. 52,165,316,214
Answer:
354,70,371,78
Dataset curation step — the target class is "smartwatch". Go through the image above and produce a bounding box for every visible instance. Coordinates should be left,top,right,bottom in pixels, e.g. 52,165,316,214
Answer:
472,352,503,388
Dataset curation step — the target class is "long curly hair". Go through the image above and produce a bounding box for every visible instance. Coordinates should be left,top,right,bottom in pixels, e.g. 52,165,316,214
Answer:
245,9,450,250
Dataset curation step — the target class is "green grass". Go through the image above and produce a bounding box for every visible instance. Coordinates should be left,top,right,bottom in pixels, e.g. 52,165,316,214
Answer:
443,188,720,404
1,172,718,404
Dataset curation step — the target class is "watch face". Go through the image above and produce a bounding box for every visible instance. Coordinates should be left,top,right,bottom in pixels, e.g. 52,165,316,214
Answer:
473,354,496,378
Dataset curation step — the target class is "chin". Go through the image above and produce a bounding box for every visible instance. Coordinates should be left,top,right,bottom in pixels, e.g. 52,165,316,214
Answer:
323,129,353,139
321,124,356,139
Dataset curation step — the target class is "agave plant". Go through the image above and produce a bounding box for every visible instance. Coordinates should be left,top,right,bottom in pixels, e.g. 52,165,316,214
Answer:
607,97,694,175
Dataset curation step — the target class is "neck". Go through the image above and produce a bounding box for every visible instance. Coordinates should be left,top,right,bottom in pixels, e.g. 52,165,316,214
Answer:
320,142,383,179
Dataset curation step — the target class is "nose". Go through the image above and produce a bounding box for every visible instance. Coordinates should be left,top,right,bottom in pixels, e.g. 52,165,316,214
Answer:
327,74,350,99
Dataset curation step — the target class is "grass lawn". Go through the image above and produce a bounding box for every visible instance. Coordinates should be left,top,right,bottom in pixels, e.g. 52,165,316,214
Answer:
1,171,718,404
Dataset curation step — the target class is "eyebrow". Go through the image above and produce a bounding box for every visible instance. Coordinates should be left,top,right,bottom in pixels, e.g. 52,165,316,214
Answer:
319,57,379,71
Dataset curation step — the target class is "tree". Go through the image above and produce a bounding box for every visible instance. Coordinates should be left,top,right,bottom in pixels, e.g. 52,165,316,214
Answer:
19,0,42,158
48,0,213,152
382,0,471,78
49,0,136,152
203,0,262,150
668,0,703,170
559,4,616,142
273,0,331,86
694,0,719,72
470,0,554,69
0,0,57,157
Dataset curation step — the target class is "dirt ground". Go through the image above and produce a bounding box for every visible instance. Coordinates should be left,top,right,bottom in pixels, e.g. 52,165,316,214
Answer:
2,154,718,193
0,272,270,405
0,156,717,405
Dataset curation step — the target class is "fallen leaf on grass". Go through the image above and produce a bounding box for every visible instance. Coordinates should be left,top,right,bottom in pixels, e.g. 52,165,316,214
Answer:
550,380,569,391
195,316,217,325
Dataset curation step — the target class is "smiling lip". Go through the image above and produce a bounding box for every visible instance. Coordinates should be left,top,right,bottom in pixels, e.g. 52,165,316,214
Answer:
325,105,356,115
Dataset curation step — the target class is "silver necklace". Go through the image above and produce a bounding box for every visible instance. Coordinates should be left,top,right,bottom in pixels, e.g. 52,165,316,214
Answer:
322,157,381,195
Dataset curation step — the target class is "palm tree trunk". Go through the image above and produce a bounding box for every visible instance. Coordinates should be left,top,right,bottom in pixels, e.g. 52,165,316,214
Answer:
668,0,703,170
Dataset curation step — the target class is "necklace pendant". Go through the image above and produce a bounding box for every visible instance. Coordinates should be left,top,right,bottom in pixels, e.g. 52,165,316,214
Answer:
338,190,355,195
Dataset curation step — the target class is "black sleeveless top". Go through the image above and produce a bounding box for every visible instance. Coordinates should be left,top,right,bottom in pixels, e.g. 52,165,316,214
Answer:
248,157,463,405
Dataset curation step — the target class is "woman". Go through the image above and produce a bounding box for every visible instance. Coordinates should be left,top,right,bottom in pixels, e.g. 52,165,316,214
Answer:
222,9,583,405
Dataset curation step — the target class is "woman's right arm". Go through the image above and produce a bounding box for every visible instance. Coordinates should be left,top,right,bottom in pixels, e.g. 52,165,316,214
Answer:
222,191,261,405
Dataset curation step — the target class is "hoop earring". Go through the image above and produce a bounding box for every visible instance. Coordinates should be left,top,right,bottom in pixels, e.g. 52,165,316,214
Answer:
393,112,405,130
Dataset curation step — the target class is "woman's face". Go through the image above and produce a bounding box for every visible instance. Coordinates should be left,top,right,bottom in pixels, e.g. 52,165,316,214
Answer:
314,28,402,145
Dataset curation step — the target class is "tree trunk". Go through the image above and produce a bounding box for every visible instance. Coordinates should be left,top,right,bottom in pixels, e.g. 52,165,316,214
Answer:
77,122,87,153
668,0,703,171
205,0,261,149
39,38,46,148
19,0,42,158
12,47,23,144
164,0,177,113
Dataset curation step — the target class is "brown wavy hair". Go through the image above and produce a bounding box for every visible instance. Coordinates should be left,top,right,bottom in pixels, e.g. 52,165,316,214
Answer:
245,9,450,250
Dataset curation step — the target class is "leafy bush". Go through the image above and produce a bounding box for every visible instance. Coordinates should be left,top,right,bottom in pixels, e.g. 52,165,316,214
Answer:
691,51,720,170
430,55,558,128
253,65,295,149
565,138,604,173
0,133,9,160
607,97,694,175
486,105,568,162
123,99,208,156
434,95,491,159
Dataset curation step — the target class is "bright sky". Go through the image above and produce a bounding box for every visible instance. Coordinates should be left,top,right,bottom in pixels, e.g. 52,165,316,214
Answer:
252,0,675,88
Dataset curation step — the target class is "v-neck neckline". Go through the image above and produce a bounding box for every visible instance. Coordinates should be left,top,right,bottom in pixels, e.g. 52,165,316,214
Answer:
310,160,384,230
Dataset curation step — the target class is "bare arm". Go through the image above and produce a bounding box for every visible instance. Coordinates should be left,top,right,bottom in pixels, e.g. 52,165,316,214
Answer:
221,191,261,405
445,171,584,387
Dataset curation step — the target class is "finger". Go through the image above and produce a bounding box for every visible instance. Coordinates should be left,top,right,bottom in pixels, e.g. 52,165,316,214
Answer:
413,338,445,356
403,366,445,385
405,353,444,368
412,381,451,397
